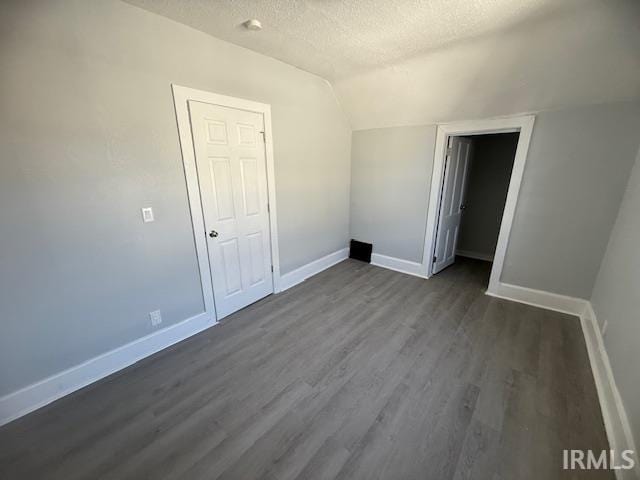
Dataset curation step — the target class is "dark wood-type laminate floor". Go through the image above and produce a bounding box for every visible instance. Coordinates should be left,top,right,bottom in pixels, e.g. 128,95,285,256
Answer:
0,258,612,479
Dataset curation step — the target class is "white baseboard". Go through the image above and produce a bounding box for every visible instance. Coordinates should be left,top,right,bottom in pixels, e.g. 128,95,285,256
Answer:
0,312,215,427
487,282,638,478
370,253,427,279
580,303,639,480
280,248,349,291
486,281,588,316
4,262,635,480
455,249,494,262
0,248,351,427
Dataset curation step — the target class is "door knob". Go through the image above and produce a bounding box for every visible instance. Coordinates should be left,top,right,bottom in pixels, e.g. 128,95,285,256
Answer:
209,230,218,238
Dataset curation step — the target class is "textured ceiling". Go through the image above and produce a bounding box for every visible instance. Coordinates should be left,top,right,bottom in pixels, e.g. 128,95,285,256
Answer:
333,0,640,129
124,0,571,80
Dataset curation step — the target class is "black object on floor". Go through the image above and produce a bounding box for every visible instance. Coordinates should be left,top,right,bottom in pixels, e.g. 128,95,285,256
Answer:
349,239,372,263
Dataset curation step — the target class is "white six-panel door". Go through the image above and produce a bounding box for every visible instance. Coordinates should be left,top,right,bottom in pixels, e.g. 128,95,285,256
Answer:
432,136,473,274
189,100,274,319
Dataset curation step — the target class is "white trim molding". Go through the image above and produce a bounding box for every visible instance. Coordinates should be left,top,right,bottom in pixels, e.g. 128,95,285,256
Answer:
371,253,427,279
0,313,215,427
486,282,638,480
280,248,349,291
486,281,588,316
422,114,535,293
455,249,494,262
0,247,350,426
581,304,639,480
171,84,282,322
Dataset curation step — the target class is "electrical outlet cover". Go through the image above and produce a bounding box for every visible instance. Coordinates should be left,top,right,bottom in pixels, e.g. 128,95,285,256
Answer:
141,207,154,223
149,310,162,326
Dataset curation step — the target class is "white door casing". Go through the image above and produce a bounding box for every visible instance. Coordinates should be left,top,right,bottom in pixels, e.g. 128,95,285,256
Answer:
189,100,274,319
432,136,473,274
421,114,535,294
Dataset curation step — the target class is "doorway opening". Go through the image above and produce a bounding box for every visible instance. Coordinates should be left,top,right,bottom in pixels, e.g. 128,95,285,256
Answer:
421,115,535,294
432,132,519,278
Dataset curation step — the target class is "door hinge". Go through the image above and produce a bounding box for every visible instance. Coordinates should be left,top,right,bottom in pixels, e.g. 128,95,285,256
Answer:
433,255,437,263
260,131,266,142
267,203,270,213
271,265,274,272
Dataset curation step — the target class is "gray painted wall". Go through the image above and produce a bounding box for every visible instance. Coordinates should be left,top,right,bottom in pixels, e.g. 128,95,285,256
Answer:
334,0,640,130
591,148,640,445
501,102,640,297
457,134,519,259
349,101,640,297
350,126,437,263
0,0,351,396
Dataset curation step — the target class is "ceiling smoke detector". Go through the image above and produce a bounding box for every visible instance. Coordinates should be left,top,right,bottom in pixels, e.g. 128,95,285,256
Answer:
243,19,262,31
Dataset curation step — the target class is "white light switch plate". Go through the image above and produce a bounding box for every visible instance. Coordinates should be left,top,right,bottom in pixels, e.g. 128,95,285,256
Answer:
141,207,154,223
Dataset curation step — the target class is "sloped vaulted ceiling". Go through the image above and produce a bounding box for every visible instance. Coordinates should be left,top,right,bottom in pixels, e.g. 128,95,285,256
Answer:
125,0,640,129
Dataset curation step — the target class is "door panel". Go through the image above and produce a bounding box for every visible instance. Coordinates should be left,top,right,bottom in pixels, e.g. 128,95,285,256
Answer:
247,232,265,285
240,158,260,216
189,101,274,319
209,157,235,220
207,121,228,144
237,123,257,145
220,239,242,295
432,136,473,274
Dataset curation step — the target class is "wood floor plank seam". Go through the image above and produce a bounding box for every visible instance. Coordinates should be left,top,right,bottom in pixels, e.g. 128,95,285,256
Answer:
0,258,612,480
